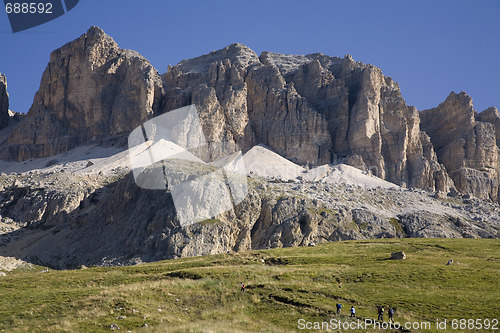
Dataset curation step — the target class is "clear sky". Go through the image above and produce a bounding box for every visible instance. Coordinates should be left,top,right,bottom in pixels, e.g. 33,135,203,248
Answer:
0,0,499,114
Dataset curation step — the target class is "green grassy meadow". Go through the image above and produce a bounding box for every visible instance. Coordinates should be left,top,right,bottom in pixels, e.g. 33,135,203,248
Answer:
0,238,498,332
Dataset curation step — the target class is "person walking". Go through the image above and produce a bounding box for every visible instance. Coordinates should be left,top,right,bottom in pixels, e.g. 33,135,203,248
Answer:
336,303,342,315
241,282,245,292
388,308,394,323
377,306,383,321
350,306,355,317
377,306,384,321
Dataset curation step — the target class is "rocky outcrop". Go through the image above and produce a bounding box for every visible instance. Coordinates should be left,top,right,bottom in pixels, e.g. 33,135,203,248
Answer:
162,44,261,161
0,74,8,130
271,53,451,191
1,26,164,161
162,44,333,164
421,92,500,201
477,106,500,147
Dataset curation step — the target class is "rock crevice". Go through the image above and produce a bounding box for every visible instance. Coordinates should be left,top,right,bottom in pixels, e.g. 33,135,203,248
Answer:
0,74,9,130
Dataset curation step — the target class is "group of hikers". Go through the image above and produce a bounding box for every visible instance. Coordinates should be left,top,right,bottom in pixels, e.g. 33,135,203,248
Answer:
242,282,395,322
376,305,395,322
336,303,395,322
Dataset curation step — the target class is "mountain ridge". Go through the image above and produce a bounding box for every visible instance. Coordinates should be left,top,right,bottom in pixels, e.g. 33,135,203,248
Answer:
0,26,499,202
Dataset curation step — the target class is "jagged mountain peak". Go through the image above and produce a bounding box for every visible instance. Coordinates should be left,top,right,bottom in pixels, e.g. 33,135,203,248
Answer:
176,42,260,74
1,26,164,161
421,91,476,130
86,25,106,36
52,26,118,61
258,51,351,75
478,106,500,119
259,51,316,74
446,91,474,106
49,26,149,69
82,25,118,47
420,90,500,201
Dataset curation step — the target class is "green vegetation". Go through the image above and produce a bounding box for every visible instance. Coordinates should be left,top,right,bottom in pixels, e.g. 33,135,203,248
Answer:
0,238,498,332
389,217,405,234
308,205,337,217
199,219,223,226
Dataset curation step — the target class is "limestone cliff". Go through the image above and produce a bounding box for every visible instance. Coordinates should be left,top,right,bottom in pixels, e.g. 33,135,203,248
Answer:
1,26,164,161
266,53,450,191
0,74,8,130
163,48,451,192
421,92,500,201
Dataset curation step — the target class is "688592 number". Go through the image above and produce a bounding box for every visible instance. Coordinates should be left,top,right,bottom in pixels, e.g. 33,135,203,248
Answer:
5,2,53,14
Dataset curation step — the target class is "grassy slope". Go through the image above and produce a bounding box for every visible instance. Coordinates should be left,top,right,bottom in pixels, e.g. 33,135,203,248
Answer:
0,238,498,332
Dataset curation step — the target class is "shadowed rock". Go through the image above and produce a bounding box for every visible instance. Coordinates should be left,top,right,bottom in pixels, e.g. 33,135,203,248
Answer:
0,74,9,130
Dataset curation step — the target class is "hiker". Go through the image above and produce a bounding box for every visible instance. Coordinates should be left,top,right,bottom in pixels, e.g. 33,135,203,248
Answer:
388,307,394,323
241,282,245,292
377,306,384,321
336,303,342,315
350,306,355,317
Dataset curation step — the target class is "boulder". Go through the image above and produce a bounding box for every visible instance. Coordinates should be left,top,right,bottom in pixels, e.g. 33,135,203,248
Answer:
390,251,406,260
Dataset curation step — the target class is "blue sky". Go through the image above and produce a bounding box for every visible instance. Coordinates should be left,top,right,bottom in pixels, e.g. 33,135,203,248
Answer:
0,0,499,114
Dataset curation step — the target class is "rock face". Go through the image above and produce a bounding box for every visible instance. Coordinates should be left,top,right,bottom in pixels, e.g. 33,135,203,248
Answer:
0,74,8,130
1,26,164,161
421,92,500,201
477,106,500,147
163,46,451,192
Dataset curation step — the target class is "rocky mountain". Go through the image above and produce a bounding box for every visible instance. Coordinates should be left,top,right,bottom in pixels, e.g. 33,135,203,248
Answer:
0,26,499,270
1,27,456,195
1,26,164,161
163,45,453,194
0,74,8,130
2,27,498,202
421,92,500,202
